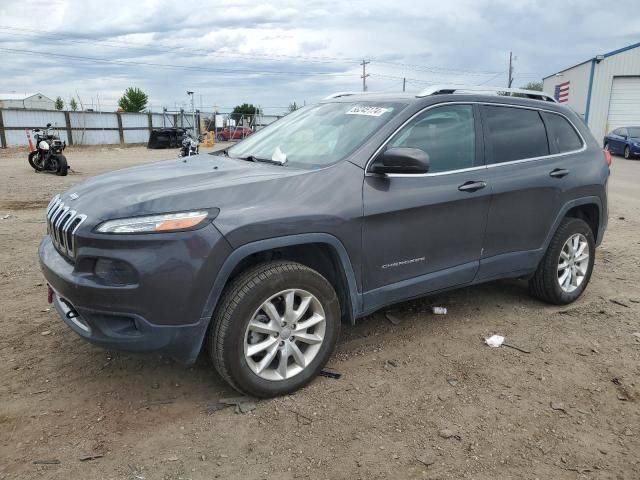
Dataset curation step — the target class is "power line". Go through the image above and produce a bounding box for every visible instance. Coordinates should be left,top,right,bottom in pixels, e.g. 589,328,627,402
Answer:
0,47,359,77
0,24,540,77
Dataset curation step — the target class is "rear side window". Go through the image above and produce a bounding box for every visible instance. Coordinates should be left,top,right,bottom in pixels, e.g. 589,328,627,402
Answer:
542,112,583,153
483,106,549,164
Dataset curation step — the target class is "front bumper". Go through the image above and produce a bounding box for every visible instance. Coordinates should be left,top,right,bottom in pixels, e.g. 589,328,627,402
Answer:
38,224,232,364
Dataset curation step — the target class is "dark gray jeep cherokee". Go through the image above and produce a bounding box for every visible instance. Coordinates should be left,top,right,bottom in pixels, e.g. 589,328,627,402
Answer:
39,86,609,397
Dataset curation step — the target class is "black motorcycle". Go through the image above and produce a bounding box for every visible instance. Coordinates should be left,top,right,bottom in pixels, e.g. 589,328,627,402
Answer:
27,123,68,176
178,131,201,158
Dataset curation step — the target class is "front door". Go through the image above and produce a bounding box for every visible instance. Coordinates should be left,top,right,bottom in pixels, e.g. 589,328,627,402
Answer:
362,104,491,312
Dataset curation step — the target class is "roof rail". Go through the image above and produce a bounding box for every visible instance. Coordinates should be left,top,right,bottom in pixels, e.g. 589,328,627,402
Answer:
323,91,377,100
416,85,557,103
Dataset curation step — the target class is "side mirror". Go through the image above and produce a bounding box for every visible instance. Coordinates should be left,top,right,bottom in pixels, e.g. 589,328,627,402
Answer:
370,148,430,175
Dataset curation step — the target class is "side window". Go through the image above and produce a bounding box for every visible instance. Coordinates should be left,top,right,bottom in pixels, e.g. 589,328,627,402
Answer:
387,105,475,173
483,106,549,164
620,128,628,137
541,112,583,153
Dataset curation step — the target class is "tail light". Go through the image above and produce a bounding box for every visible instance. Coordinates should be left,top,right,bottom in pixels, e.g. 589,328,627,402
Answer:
603,149,612,167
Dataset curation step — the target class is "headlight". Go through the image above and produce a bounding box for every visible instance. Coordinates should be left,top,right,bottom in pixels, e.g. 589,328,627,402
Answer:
96,210,211,234
633,142,640,148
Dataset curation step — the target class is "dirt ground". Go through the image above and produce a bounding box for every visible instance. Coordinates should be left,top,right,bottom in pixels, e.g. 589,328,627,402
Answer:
0,145,638,480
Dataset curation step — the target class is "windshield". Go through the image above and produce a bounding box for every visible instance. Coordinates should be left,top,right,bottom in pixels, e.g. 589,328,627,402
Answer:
628,127,640,137
227,101,406,168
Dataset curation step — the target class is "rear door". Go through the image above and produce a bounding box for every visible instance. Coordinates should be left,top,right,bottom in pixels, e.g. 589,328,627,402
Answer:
476,104,584,280
362,104,491,310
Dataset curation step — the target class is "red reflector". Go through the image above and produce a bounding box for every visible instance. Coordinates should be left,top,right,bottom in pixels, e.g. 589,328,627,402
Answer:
47,284,53,304
604,149,612,167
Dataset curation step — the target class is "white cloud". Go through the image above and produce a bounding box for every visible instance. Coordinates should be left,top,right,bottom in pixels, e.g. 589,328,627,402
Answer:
0,0,637,114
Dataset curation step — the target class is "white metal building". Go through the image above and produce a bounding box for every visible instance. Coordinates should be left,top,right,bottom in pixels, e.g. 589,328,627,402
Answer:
0,92,56,110
543,42,640,141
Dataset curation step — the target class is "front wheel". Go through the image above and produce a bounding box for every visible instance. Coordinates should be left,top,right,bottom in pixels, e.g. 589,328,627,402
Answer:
624,146,630,159
28,151,45,171
529,217,595,304
209,261,341,398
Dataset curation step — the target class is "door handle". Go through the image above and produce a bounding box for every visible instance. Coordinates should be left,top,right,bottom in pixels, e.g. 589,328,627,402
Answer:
458,181,487,193
549,168,569,178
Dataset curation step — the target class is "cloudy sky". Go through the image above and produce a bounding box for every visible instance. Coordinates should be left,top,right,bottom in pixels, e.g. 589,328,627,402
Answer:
0,0,637,114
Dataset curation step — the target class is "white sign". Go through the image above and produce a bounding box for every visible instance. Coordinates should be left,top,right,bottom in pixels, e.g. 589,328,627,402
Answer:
345,105,390,117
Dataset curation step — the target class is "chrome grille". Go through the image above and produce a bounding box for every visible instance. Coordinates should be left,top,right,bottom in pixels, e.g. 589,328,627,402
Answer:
46,195,87,259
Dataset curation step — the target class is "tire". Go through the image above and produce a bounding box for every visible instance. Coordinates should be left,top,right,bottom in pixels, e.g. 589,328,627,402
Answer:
54,154,68,176
624,146,630,159
28,151,45,172
209,261,341,398
529,217,595,305
603,143,609,153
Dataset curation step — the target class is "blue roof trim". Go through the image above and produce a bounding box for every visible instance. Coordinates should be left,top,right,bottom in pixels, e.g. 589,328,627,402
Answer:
543,41,640,79
604,41,640,58
585,59,596,123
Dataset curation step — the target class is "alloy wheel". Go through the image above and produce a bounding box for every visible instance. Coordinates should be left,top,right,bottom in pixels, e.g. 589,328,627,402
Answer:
244,289,326,381
557,233,590,293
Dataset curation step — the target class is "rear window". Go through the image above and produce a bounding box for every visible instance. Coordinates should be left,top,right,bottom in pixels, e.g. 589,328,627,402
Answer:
483,106,549,164
542,112,583,153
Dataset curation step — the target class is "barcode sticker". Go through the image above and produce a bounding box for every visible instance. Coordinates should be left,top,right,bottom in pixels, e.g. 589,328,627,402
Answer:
345,105,390,117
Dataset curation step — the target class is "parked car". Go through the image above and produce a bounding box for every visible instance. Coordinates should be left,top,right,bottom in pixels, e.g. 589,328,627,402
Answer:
603,126,640,159
39,86,609,398
218,126,253,141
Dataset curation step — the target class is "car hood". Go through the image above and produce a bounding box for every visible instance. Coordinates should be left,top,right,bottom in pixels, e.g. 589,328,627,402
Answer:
58,154,304,223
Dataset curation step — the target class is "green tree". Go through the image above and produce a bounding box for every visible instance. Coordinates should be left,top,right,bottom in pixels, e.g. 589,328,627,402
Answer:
54,96,64,110
69,98,78,111
521,81,543,91
287,101,299,113
231,103,260,122
118,87,149,113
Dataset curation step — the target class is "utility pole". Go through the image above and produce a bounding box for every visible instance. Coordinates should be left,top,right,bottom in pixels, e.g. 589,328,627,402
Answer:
361,59,370,92
403,77,406,92
508,52,514,88
187,91,196,135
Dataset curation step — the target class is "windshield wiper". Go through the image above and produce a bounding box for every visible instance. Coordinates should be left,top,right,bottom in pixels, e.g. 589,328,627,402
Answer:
241,155,286,166
208,148,228,157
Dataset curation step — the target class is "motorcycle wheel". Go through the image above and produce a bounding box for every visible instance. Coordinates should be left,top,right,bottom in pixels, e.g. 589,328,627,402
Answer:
53,154,69,176
28,151,45,172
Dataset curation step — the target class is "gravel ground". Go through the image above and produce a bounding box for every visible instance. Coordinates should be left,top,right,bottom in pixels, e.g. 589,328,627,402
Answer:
0,145,638,480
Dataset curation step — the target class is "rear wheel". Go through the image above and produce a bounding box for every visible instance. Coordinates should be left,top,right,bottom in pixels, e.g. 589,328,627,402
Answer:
53,154,68,176
209,261,341,398
529,217,595,304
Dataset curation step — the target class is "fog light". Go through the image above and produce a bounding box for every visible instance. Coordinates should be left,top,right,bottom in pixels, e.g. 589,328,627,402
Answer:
94,258,137,285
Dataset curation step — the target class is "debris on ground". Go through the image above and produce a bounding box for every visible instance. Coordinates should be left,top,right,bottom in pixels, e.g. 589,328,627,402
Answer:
484,334,530,353
385,312,402,325
79,454,104,462
415,453,436,467
438,428,461,440
32,459,60,465
217,396,257,414
319,369,342,379
485,335,505,347
609,299,630,308
432,306,447,315
550,401,569,414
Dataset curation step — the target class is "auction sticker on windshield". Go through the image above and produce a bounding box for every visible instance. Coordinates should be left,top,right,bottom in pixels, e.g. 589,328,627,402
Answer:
345,105,391,117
